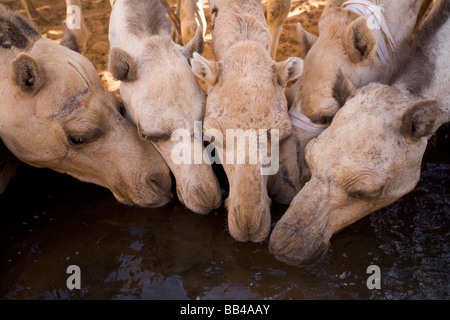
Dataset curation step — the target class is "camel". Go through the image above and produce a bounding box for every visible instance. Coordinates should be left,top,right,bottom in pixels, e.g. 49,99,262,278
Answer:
190,0,302,242
0,0,88,196
108,0,222,214
289,0,429,124
270,0,439,204
0,4,174,207
269,0,450,265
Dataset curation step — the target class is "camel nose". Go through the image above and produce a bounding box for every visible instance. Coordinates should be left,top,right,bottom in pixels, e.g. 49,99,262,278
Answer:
269,220,329,266
177,179,222,214
133,172,171,207
146,171,171,194
227,202,271,243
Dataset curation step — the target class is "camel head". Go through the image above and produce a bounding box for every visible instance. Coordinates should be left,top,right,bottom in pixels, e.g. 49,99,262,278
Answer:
0,7,172,207
293,7,388,124
109,28,205,142
270,83,444,265
108,0,221,214
191,41,302,242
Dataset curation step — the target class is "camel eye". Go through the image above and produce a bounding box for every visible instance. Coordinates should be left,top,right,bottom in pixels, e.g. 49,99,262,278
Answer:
348,186,384,201
66,128,103,146
68,135,87,145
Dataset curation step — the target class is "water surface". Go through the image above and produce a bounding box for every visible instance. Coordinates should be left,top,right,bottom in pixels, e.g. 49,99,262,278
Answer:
0,159,448,300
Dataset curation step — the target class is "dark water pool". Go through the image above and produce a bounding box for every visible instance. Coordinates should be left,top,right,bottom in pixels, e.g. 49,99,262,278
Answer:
0,158,448,300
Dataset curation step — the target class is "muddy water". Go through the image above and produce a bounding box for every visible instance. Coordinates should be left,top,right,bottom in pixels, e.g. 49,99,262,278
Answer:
0,156,448,300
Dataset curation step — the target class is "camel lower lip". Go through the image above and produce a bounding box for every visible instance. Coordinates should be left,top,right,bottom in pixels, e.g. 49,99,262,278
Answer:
269,242,328,267
136,193,173,208
114,192,173,208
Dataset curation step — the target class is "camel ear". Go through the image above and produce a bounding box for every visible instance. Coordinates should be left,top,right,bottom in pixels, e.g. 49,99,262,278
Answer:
190,52,219,86
184,26,204,59
401,99,440,141
10,53,44,95
343,16,377,63
296,22,317,60
276,57,303,87
108,47,137,82
333,68,356,107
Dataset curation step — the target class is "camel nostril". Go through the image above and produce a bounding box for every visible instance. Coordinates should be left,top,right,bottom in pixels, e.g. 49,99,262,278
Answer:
146,172,171,194
148,179,164,194
144,176,172,208
313,115,333,125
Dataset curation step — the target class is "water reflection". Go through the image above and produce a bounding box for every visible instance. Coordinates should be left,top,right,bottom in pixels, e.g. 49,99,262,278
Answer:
0,160,448,300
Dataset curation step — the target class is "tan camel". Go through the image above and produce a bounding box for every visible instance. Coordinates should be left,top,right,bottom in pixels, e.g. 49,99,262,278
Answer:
0,5,173,207
108,0,222,214
291,0,427,124
270,0,437,204
0,0,87,196
270,0,434,201
270,0,450,265
191,0,302,242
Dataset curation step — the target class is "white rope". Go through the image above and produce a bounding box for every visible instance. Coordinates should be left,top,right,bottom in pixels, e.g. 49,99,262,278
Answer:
289,108,328,134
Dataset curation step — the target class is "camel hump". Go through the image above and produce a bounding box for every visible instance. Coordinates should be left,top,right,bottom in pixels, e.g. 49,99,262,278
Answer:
0,5,41,50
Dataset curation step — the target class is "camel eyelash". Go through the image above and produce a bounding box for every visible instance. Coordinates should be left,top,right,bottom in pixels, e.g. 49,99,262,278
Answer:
66,128,104,146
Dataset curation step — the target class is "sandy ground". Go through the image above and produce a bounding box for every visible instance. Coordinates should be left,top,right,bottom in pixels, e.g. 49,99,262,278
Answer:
0,0,325,96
